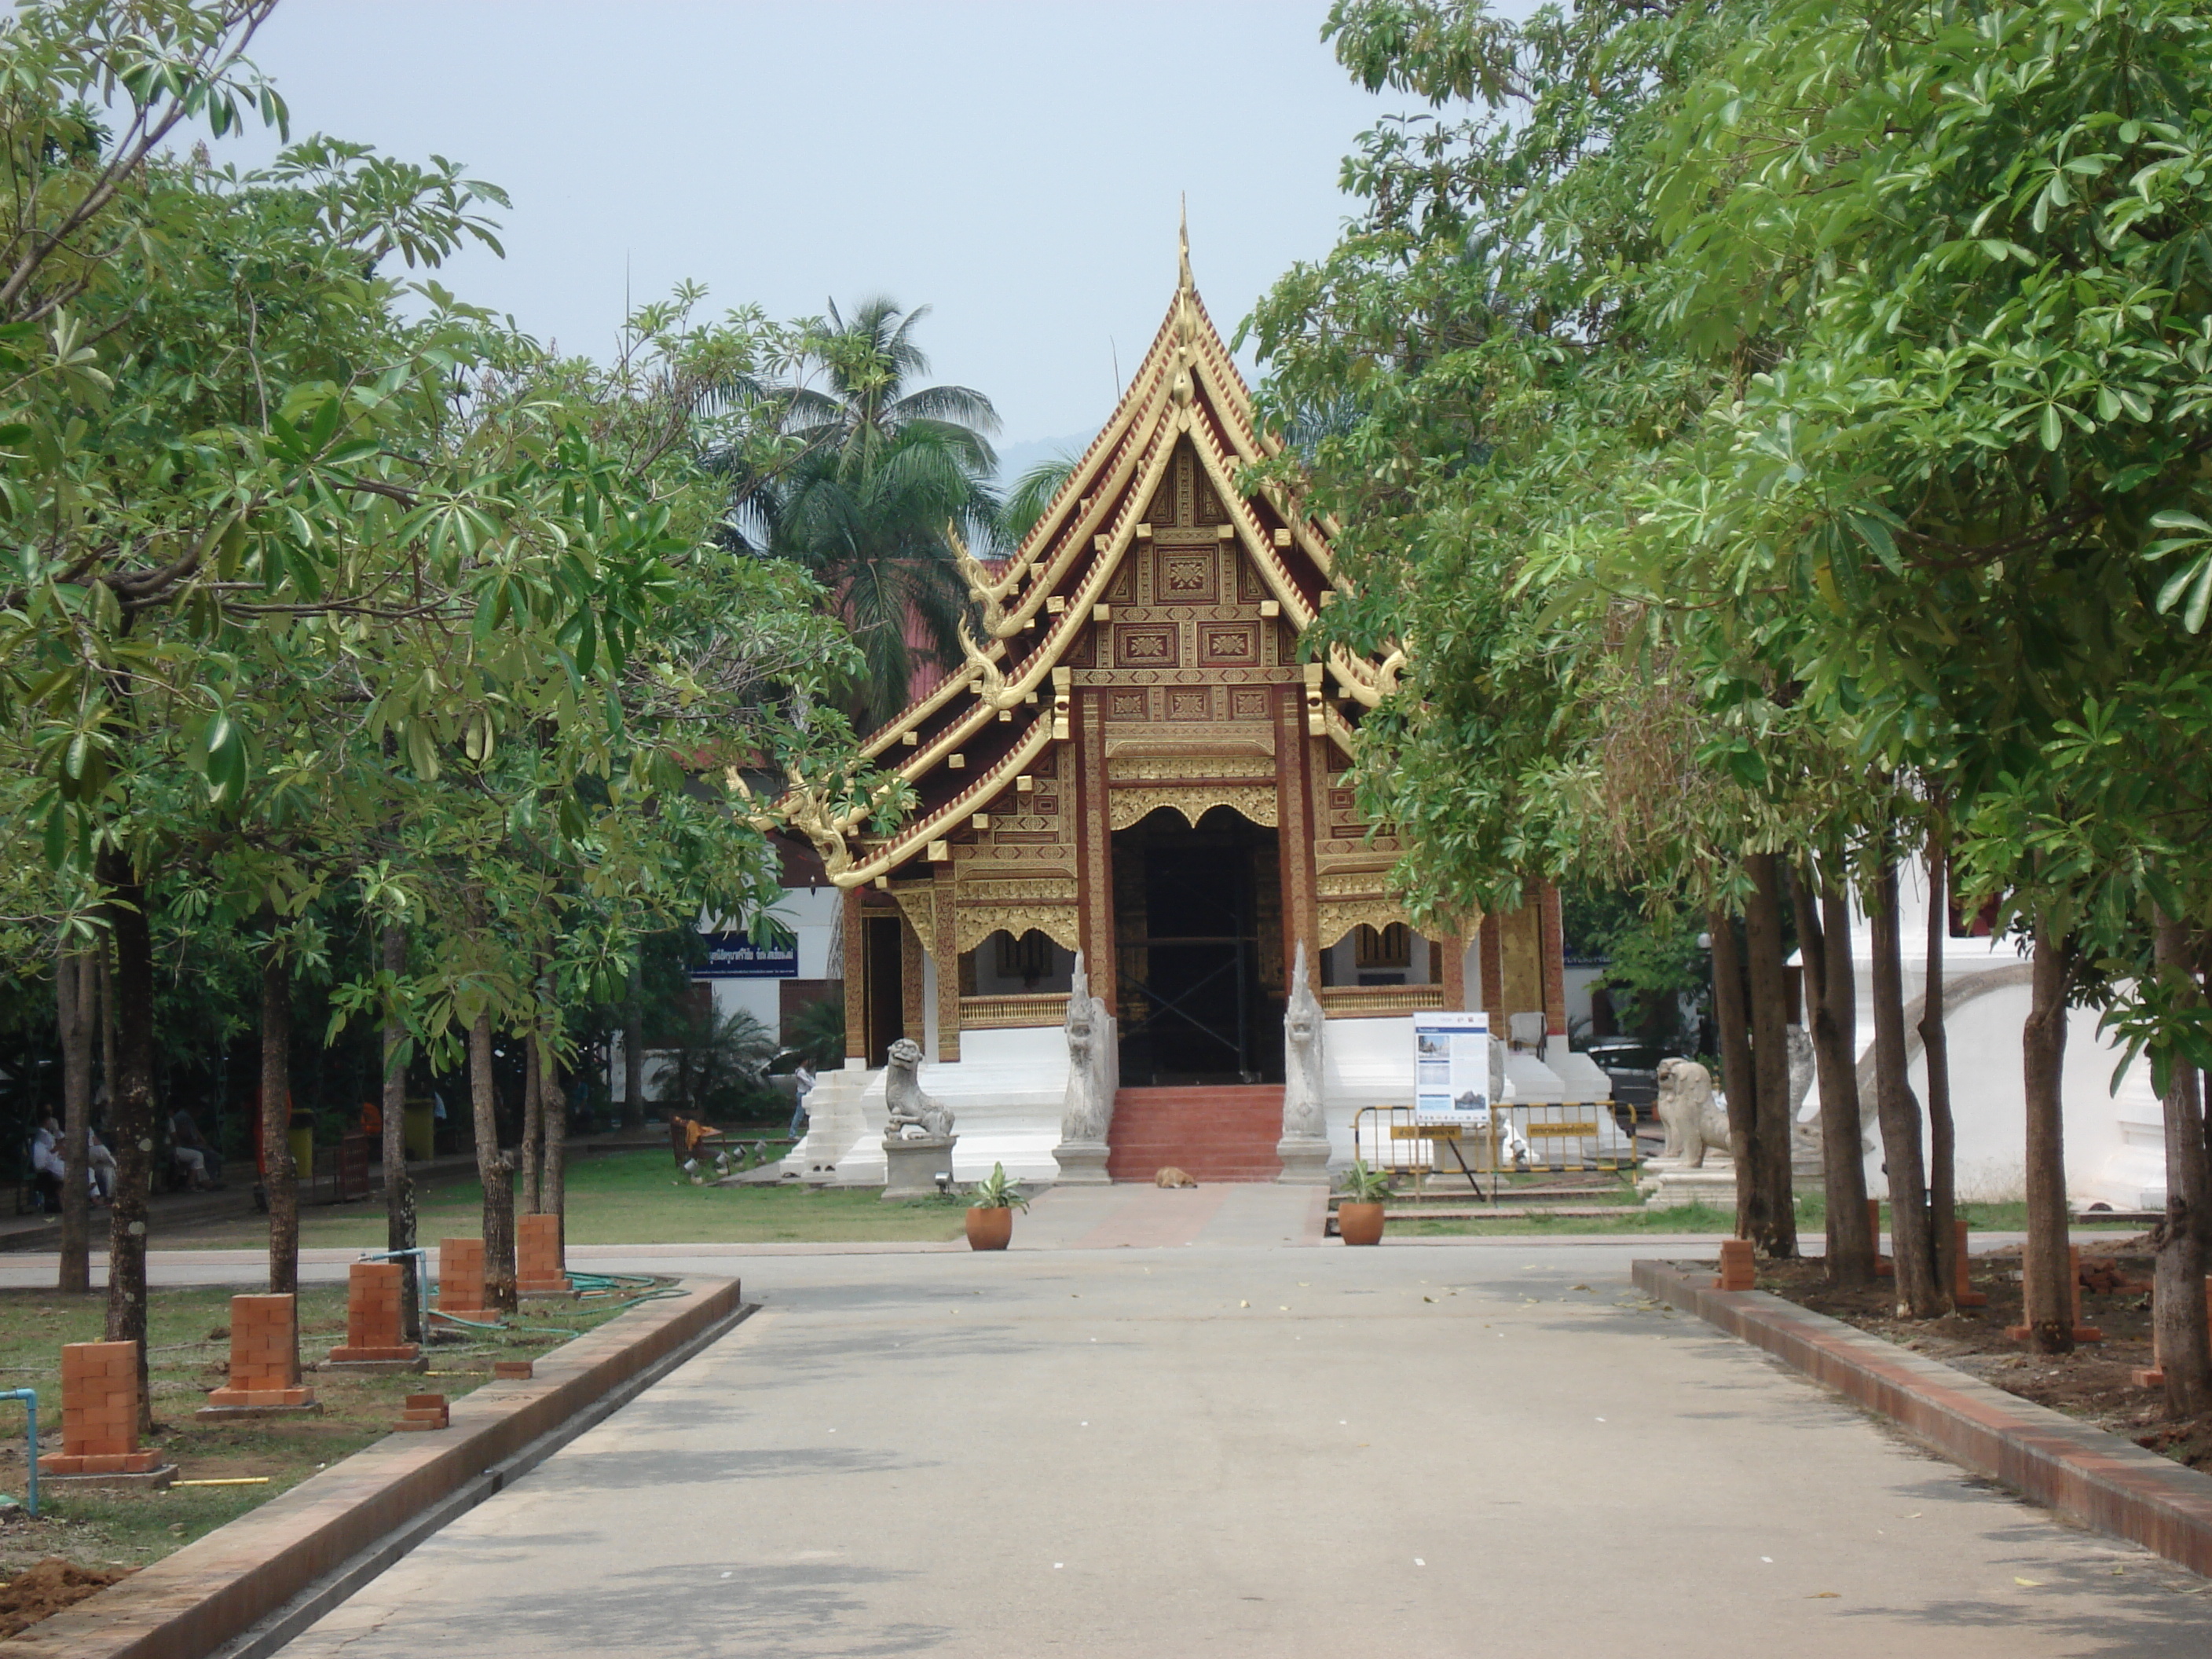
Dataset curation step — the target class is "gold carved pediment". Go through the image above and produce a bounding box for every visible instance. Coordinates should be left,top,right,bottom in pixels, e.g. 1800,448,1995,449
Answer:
1107,785,1280,832
954,905,1082,957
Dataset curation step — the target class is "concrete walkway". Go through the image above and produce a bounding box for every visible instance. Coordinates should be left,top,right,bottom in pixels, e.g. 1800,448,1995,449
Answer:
251,1192,2208,1657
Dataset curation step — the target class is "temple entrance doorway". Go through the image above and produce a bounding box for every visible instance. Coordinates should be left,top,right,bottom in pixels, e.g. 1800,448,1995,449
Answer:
1111,806,1284,1086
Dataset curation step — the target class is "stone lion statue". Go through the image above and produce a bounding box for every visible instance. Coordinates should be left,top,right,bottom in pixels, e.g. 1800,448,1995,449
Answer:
1280,943,1327,1141
1656,1057,1730,1168
884,1038,954,1141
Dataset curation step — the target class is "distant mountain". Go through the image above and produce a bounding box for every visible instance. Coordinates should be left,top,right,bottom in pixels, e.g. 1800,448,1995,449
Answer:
991,431,1094,494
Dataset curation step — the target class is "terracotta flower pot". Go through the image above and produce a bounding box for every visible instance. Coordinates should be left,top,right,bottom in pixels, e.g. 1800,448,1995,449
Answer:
1337,1201,1386,1247
966,1206,1014,1251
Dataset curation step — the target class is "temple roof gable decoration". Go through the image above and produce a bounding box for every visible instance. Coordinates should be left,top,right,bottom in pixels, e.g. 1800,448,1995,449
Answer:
786,225,1401,890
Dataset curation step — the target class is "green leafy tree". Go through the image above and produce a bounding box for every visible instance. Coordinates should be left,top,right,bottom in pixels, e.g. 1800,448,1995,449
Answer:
738,298,1002,724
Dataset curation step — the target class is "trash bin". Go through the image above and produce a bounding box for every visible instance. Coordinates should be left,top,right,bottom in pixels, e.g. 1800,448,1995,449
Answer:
403,1099,435,1162
287,1111,314,1181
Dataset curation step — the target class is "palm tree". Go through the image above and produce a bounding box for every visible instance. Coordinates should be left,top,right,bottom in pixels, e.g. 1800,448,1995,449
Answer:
1003,452,1078,545
735,298,1003,727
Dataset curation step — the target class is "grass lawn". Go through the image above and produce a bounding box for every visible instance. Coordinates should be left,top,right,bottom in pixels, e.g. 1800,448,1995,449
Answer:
0,1280,639,1595
160,1150,969,1251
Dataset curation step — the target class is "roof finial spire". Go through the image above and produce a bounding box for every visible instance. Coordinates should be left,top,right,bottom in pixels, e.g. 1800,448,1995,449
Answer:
1178,196,1192,295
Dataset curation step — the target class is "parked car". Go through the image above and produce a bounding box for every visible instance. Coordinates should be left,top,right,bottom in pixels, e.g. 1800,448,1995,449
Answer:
1581,1035,1694,1119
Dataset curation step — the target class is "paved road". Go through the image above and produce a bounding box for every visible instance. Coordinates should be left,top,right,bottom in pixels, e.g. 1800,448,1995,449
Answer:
244,1188,2208,1658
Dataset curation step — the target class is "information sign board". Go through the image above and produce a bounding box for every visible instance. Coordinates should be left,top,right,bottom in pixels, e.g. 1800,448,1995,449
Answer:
1412,1011,1491,1128
690,933,799,979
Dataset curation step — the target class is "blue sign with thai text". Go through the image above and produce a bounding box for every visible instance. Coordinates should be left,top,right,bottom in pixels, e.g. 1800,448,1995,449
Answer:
690,933,799,979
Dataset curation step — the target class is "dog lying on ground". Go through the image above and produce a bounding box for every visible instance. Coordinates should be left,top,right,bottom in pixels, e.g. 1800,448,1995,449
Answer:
1155,1166,1197,1188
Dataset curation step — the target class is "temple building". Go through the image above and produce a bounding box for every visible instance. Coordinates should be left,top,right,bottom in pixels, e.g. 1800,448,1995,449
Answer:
776,235,1592,1185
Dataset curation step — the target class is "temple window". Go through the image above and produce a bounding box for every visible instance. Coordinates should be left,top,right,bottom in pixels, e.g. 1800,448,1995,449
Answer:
962,929,1075,996
1321,922,1437,988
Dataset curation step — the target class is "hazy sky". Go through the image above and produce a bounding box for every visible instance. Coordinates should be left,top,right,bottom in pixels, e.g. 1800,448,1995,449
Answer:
222,1,1415,463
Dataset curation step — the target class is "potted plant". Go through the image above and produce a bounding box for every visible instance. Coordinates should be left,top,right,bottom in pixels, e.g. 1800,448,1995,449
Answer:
1335,1159,1393,1246
965,1162,1028,1251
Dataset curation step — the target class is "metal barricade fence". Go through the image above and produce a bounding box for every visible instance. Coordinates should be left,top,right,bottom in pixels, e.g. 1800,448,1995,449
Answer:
1352,1101,1642,1184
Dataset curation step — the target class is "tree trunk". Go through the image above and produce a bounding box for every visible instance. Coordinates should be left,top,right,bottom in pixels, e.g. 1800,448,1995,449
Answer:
380,922,419,1343
2152,913,2211,1413
97,936,116,1134
543,1022,567,1236
520,1020,543,1216
1922,833,1957,1309
1794,868,1875,1283
471,1011,517,1313
622,958,645,1130
2021,916,2075,1353
97,846,158,1434
57,947,94,1294
1744,854,1799,1258
262,928,298,1297
1870,856,1941,1316
1708,906,1758,1236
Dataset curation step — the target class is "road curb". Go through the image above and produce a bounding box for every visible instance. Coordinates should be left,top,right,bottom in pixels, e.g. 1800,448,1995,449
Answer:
1632,1258,2212,1578
16,1275,749,1658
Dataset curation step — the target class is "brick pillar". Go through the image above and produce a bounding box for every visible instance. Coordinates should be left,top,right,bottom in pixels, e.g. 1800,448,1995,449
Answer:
42,1342,159,1475
1537,881,1569,1041
438,1237,489,1317
1716,1239,1756,1291
515,1212,572,1296
1478,914,1506,1035
899,910,926,1046
329,1262,421,1363
207,1294,314,1408
2133,1276,2212,1389
1075,687,1116,1015
2008,1243,2105,1344
1440,925,1470,1013
1952,1219,1987,1308
1273,688,1320,972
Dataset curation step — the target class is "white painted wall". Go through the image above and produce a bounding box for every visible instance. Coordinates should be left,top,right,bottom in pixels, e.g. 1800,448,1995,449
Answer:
1819,859,2167,1210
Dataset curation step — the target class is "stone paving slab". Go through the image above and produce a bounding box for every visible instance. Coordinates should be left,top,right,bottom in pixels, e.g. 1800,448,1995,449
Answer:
1635,1257,2212,1580
269,1243,2212,1657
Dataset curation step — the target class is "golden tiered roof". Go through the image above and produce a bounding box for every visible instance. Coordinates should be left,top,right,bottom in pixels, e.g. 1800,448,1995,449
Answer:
777,221,1401,890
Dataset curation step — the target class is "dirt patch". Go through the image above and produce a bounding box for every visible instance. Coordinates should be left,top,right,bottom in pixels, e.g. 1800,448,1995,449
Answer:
1754,1250,2212,1472
0,1558,132,1639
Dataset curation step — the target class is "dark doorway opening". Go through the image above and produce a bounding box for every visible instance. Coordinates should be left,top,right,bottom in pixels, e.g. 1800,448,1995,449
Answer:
862,914,904,1067
1113,806,1284,1085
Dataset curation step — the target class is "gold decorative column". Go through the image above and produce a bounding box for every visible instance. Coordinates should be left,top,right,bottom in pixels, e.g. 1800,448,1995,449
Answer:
841,888,866,1064
933,870,962,1064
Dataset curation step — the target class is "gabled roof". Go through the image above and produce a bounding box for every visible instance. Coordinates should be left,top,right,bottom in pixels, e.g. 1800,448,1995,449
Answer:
783,224,1402,889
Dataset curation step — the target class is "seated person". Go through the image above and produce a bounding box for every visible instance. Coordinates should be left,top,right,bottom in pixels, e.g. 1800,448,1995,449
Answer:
84,1130,116,1204
29,1117,63,1213
667,1113,729,1182
169,1106,222,1189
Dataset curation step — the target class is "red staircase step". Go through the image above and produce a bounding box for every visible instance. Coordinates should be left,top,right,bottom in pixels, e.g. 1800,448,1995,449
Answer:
1105,1086,1286,1183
